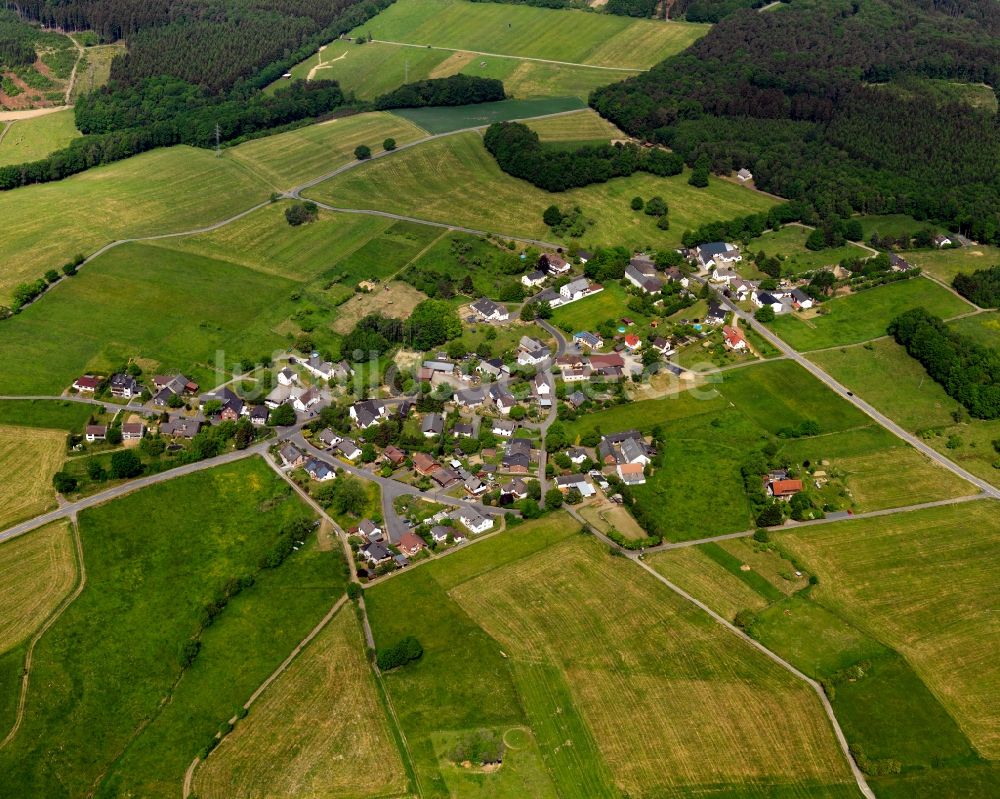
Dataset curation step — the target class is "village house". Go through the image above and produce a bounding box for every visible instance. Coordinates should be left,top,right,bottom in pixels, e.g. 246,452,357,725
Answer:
279,443,305,468
476,358,504,379
430,525,453,544
573,331,604,350
489,384,517,414
501,478,529,501
121,422,145,440
398,531,425,557
889,253,915,273
567,447,589,465
695,242,742,270
305,458,336,481
555,473,596,498
358,519,383,541
336,438,362,461
451,507,494,534
277,367,298,386
723,325,748,352
110,373,141,399
752,291,788,315
421,412,444,438
705,301,728,325
293,387,322,413
73,375,101,393
651,337,675,357
625,259,663,295
350,399,388,429
532,374,551,404
663,266,690,287
452,422,475,438
710,265,741,285
301,353,351,383
623,334,642,351
517,346,550,367
247,405,268,426
736,168,753,183
728,278,756,301
412,451,439,476
151,374,198,407
382,445,406,467
361,541,391,566
540,252,571,276
933,234,953,248
470,297,510,322
559,277,595,302
502,437,532,472
598,431,652,466
317,428,341,449
85,424,107,442
160,417,202,439
789,287,813,310
456,387,487,408
493,418,518,438
616,462,646,485
521,269,548,288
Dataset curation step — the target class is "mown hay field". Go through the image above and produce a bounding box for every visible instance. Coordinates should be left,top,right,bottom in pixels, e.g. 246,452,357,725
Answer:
0,109,80,167
526,108,624,142
0,521,76,653
0,425,66,529
778,501,1000,758
194,607,407,799
451,536,858,798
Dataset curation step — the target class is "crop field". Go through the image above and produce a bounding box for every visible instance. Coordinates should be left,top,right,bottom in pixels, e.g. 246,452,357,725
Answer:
390,96,585,135
194,607,406,799
767,277,973,351
228,111,427,190
0,521,76,654
778,501,1000,759
809,339,1000,485
949,310,1000,348
527,109,623,142
0,458,350,796
649,546,771,621
307,131,775,249
903,245,1000,284
451,535,857,798
0,400,93,430
744,225,871,276
0,243,299,395
349,0,708,70
0,109,79,167
0,424,65,529
149,203,394,282
0,146,268,303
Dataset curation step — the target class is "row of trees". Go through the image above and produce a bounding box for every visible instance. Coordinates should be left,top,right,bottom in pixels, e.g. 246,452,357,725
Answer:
889,307,1000,419
483,121,684,192
373,75,505,110
953,265,1000,308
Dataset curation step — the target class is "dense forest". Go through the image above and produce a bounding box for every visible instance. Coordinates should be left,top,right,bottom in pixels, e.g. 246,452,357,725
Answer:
890,307,1000,419
671,0,777,22
484,121,683,192
374,75,504,110
953,265,1000,308
0,10,41,68
591,0,1000,243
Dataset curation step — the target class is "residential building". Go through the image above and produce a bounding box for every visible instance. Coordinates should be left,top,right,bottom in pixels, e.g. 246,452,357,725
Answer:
421,412,444,438
502,437,532,471
623,334,642,351
358,519,383,541
625,260,663,294
350,399,388,429
121,422,145,440
73,375,101,393
493,419,518,438
317,428,341,449
501,478,529,500
559,277,592,302
451,508,494,534
110,373,141,399
555,474,596,498
159,417,201,438
889,253,915,272
301,353,336,381
293,387,321,413
617,462,646,485
456,387,487,408
573,331,603,350
752,291,787,315
361,541,391,566
470,297,510,322
695,242,741,270
85,425,106,442
305,458,336,481
336,438,361,461
567,447,588,465
247,405,268,426
598,431,652,466
540,252,571,275
521,269,547,288
736,168,753,183
705,301,727,325
769,478,803,499
382,445,406,466
452,422,474,438
398,531,425,557
789,287,813,310
277,367,297,386
723,325,747,351
278,443,305,468
412,451,438,476
489,384,516,414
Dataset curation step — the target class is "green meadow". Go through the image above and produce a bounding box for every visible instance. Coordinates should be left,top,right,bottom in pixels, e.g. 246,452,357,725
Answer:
390,96,585,135
0,109,80,167
744,225,871,276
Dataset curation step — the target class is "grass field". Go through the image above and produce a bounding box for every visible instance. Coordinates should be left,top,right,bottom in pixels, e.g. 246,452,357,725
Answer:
949,310,1000,348
452,535,857,797
527,109,623,142
809,338,1000,486
0,109,79,167
778,501,1000,758
0,400,94,430
390,96,585,134
306,130,775,249
0,425,65,529
0,146,268,303
904,245,1000,284
0,521,76,654
744,225,871,276
767,277,973,351
0,242,298,395
331,280,429,333
194,607,406,799
0,457,350,796
563,388,729,442
228,111,427,190
857,214,944,241
349,0,709,69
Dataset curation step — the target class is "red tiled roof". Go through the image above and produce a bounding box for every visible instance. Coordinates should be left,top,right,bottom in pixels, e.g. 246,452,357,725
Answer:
771,479,803,496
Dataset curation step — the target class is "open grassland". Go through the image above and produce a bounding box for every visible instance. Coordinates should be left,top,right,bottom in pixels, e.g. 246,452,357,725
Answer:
564,389,729,442
228,112,427,190
745,225,870,276
0,146,268,303
949,310,1000,348
0,243,298,395
809,338,1000,486
147,203,393,282
308,130,775,249
0,400,93,430
858,214,944,241
527,108,623,142
779,501,1000,759
390,97,585,135
0,109,79,167
768,277,973,351
350,0,708,69
194,608,406,799
903,245,1000,284
0,521,75,654
451,535,857,798
0,458,350,797
331,281,428,333
0,425,65,529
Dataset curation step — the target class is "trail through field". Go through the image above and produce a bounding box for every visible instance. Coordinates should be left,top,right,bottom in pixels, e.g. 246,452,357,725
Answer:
366,38,644,71
306,48,348,82
0,106,73,122
63,35,86,105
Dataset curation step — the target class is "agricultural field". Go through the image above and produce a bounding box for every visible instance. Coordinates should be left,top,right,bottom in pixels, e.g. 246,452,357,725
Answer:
348,0,710,70
0,243,299,395
0,458,350,797
390,96,585,135
306,130,776,249
857,214,944,242
767,277,973,351
194,607,407,799
526,108,624,143
0,146,269,303
563,388,729,442
0,424,66,529
0,399,94,430
228,111,427,190
0,108,79,167
949,310,1000,348
904,244,1000,284
809,338,1000,486
743,225,871,276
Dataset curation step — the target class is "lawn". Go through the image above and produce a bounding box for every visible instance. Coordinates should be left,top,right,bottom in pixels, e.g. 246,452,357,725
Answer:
526,109,624,142
0,457,348,797
809,338,1000,486
767,277,973,351
857,214,944,241
0,145,268,304
193,606,407,799
744,225,871,276
390,96,585,135
903,245,1000,284
349,0,709,69
778,500,1000,759
228,111,427,191
451,534,858,798
0,243,299,395
0,425,66,529
563,390,729,442
0,109,79,167
551,282,652,336
306,130,776,250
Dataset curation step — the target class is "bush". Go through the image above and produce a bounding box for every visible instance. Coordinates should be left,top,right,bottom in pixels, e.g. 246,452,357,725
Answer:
110,450,143,479
178,638,201,668
630,196,644,211
383,137,396,151
753,528,770,543
376,635,423,670
354,144,372,160
52,471,78,493
754,306,776,323
284,201,318,226
269,403,296,426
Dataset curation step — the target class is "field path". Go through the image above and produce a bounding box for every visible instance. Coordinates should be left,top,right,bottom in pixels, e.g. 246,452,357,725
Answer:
363,37,644,72
0,515,86,750
0,106,73,122
63,35,86,105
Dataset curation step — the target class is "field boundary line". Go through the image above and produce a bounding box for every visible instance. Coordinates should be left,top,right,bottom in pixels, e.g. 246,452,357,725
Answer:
0,514,86,750
183,593,350,798
630,554,877,799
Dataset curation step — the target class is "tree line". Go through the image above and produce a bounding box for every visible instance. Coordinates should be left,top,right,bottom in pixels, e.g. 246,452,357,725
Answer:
889,307,1000,419
953,265,1000,308
373,75,505,110
341,299,461,357
590,0,1000,244
483,121,683,192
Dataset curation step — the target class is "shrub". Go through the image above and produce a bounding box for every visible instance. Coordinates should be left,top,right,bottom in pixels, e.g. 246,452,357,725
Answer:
376,635,423,670
284,201,318,226
354,144,371,160
110,450,143,479
630,196,644,211
383,137,396,151
52,471,78,493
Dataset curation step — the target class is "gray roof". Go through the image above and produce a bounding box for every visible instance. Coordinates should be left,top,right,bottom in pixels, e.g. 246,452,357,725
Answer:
421,413,444,434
